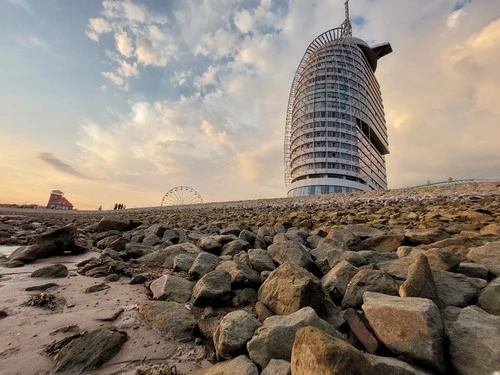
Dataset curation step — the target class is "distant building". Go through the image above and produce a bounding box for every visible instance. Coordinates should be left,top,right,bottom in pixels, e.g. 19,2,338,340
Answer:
285,0,392,196
46,190,73,210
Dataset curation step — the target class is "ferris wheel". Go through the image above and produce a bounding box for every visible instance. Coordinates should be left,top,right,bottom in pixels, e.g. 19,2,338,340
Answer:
161,186,203,206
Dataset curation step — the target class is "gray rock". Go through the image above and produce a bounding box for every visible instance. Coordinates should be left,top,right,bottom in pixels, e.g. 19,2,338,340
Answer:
31,264,68,278
231,288,258,307
357,250,398,264
204,355,258,375
213,310,261,360
259,262,335,319
291,326,370,375
29,224,85,256
221,239,250,257
97,218,133,232
448,306,500,375
138,301,196,342
96,235,121,249
267,241,314,270
106,237,128,251
54,328,127,373
399,254,440,306
8,245,41,263
362,293,445,373
239,229,256,245
344,225,384,239
456,261,489,279
321,260,359,301
328,250,367,268
467,241,500,276
342,269,399,309
138,243,202,268
247,306,339,368
144,224,167,238
433,270,487,307
142,233,161,246
192,269,232,306
149,275,194,303
477,278,500,315
197,234,237,254
188,251,220,279
261,359,291,375
248,249,276,272
173,253,195,272
216,260,261,289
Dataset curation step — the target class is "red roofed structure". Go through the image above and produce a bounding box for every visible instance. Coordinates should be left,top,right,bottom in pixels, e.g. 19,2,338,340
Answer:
46,190,74,210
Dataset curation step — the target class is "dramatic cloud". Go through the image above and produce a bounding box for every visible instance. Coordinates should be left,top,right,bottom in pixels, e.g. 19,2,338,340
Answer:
3,0,499,209
37,152,94,180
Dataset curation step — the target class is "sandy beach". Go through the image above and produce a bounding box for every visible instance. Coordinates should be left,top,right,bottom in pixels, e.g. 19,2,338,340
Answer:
0,252,211,375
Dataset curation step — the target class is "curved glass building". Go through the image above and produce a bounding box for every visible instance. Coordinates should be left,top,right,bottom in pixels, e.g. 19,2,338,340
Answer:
285,1,392,197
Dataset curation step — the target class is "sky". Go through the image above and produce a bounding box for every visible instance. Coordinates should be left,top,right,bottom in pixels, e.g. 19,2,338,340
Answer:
1,0,499,210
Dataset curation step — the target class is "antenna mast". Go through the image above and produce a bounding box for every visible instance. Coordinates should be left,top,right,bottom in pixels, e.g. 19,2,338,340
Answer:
341,0,352,37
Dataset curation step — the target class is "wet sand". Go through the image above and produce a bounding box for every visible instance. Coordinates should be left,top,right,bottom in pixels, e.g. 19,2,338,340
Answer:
0,253,211,375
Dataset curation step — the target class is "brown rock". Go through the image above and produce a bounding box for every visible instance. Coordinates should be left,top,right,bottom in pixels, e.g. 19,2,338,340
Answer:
399,254,440,306
291,326,371,375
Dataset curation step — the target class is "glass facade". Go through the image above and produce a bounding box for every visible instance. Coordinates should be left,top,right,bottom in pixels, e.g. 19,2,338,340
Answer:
285,28,392,197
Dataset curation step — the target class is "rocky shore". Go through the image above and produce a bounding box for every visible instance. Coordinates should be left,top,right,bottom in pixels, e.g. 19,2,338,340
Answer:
1,181,499,374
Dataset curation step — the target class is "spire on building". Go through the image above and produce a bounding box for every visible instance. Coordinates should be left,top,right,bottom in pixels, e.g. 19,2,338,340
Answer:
341,0,352,37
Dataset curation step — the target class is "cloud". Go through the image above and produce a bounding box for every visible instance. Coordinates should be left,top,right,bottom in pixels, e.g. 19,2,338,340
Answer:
72,0,500,207
115,31,134,57
86,17,112,42
37,152,95,180
7,0,36,19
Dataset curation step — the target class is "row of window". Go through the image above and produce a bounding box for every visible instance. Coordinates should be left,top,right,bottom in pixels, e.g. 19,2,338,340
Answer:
291,140,358,152
291,162,361,175
288,185,360,197
292,151,360,162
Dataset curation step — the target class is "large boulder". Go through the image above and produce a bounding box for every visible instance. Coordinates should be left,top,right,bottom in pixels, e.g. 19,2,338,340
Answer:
362,293,446,373
54,328,127,373
291,326,371,375
448,306,500,375
138,301,196,342
204,355,258,375
29,225,85,258
31,264,68,278
149,275,194,303
267,241,314,270
138,243,202,268
188,252,220,279
247,306,338,368
433,270,487,307
477,278,500,315
342,269,399,309
467,241,500,276
213,310,261,360
192,269,232,306
216,261,261,289
258,262,335,319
